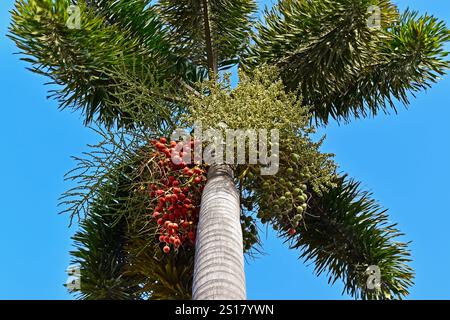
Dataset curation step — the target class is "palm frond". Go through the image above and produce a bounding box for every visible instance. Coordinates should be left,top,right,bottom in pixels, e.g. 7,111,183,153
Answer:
280,176,414,299
158,0,257,71
8,0,192,127
243,0,450,123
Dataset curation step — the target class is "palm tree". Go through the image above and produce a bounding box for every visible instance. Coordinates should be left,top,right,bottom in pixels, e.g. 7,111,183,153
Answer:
9,0,449,300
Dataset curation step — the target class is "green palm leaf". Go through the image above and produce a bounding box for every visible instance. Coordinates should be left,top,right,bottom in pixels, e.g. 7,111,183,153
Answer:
158,0,257,71
280,176,414,299
243,0,450,123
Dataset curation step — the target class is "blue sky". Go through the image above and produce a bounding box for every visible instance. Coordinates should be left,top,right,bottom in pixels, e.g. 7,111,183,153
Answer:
0,0,449,299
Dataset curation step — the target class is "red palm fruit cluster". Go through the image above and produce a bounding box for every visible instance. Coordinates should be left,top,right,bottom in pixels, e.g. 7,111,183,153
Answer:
149,137,207,254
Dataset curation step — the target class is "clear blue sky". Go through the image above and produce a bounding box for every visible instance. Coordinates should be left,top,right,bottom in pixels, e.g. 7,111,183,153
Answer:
0,0,449,299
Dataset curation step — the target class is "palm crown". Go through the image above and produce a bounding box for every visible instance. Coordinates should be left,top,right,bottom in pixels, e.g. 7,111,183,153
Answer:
9,0,450,300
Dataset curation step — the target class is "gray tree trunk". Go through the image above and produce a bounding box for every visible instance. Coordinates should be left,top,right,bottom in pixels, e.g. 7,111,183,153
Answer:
192,164,246,300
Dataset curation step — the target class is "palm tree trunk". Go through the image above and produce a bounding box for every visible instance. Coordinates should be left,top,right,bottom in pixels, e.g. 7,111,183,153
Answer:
192,164,246,300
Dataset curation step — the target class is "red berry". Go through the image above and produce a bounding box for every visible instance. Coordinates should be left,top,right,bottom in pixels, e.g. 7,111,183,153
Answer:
160,137,167,144
156,189,164,196
159,235,165,242
188,231,195,240
194,176,202,184
173,187,181,194
163,246,170,254
288,228,297,235
152,211,161,218
174,239,182,247
157,218,164,225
